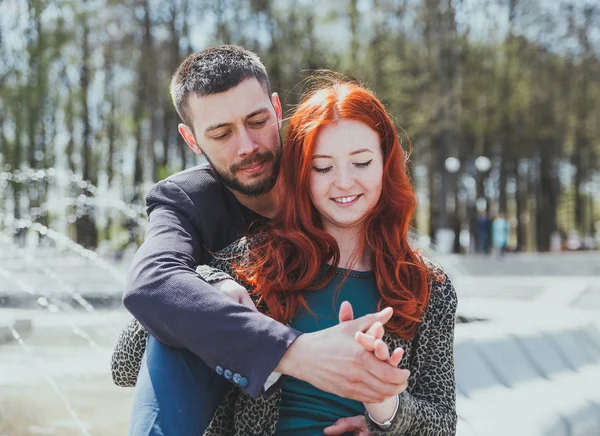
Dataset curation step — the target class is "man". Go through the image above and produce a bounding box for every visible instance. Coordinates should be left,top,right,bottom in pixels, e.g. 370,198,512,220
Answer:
123,45,407,435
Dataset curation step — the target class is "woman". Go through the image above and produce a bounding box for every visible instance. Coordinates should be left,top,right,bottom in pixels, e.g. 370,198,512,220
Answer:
114,80,457,435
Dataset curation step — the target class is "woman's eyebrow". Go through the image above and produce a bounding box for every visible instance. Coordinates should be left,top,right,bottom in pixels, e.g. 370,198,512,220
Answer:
312,149,374,159
349,148,373,156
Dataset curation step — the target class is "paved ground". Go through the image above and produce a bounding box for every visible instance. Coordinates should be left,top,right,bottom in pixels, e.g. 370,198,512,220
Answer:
433,251,600,313
0,309,134,436
442,251,600,277
0,239,599,435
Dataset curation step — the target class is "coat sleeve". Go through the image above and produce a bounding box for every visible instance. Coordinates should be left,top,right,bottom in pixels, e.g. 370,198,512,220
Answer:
122,180,300,398
366,274,458,435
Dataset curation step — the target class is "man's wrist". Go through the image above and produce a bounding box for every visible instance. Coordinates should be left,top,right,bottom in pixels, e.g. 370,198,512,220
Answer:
275,331,307,378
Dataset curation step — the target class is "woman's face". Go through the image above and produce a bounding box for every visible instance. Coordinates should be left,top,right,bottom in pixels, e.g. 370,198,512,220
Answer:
309,119,384,234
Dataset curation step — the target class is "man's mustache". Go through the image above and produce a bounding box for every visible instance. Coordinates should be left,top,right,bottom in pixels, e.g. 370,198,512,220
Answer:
230,152,274,174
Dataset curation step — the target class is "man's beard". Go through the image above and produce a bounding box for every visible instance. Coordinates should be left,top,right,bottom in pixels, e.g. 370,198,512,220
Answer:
205,147,281,197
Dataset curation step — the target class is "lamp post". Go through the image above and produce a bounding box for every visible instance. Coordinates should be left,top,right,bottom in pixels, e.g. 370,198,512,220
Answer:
474,156,491,211
474,156,491,173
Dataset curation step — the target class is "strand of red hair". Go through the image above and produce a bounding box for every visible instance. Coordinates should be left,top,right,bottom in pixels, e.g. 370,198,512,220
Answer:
235,80,432,340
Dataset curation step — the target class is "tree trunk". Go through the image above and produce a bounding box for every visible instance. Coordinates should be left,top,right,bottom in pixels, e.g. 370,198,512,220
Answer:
348,0,359,67
76,16,98,249
515,160,526,251
498,0,518,215
536,146,559,251
435,0,458,236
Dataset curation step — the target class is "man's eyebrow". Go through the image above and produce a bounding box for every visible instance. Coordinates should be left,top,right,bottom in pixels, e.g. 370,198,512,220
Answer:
312,149,374,159
245,107,270,119
205,122,231,133
204,108,270,134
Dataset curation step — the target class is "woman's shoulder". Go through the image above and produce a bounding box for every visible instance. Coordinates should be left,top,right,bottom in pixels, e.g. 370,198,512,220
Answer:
207,237,251,273
420,256,458,312
209,235,265,270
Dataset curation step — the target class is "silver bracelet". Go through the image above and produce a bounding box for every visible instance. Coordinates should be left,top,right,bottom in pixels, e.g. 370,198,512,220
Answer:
367,394,400,430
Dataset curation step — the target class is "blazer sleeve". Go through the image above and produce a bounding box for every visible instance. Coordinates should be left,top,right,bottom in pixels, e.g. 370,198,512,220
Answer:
366,274,458,435
122,179,301,398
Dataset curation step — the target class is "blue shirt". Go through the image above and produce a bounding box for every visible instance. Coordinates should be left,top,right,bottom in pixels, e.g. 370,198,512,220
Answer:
275,267,381,436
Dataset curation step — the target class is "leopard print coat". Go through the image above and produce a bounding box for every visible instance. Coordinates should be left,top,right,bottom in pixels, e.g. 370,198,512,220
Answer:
112,238,458,435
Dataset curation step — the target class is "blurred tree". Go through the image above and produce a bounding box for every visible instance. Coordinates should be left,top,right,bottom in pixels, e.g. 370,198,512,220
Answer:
0,0,598,252
75,8,99,248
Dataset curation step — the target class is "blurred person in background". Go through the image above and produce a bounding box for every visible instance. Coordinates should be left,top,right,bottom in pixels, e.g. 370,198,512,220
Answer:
476,210,491,254
492,213,510,257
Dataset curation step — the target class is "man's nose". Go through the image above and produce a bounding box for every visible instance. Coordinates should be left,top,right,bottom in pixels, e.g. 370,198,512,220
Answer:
237,127,258,156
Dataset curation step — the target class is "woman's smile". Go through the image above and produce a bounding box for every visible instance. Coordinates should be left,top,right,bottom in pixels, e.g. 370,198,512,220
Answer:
332,194,362,206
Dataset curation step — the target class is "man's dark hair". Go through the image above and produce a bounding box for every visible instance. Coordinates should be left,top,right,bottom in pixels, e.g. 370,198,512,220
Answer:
170,45,271,127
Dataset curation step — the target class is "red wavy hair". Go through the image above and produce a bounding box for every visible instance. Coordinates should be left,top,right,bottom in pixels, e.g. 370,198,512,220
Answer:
236,81,431,339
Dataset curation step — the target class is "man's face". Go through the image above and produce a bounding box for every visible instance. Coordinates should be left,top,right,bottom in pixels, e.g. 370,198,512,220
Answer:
179,79,283,197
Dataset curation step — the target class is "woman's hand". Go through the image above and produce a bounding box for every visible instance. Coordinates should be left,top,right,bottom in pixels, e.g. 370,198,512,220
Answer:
355,322,404,368
323,301,410,435
212,279,257,311
342,302,409,426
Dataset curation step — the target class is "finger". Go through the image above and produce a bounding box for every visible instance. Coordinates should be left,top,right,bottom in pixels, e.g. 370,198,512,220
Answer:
349,360,407,401
338,301,354,323
354,331,376,351
239,292,257,311
341,366,396,402
365,321,384,339
387,347,404,367
373,339,390,361
323,416,363,435
348,307,393,333
400,380,409,393
361,352,411,389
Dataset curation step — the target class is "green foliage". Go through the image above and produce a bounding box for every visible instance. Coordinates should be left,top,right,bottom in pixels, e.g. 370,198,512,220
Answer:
0,0,598,250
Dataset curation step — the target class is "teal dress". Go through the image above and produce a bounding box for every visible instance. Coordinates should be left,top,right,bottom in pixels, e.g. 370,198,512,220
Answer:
275,267,381,436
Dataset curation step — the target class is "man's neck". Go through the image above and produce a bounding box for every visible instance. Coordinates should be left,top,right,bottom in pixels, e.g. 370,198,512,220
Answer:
230,182,281,219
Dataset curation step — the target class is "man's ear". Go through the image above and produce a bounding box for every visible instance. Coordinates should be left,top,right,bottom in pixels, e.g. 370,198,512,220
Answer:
178,124,203,156
271,92,283,129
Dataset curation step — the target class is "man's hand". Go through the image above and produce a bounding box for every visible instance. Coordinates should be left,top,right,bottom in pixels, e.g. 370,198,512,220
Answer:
212,279,257,311
324,416,372,436
276,305,408,403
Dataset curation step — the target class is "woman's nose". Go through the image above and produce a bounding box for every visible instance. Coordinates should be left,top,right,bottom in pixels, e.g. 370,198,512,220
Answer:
334,170,355,190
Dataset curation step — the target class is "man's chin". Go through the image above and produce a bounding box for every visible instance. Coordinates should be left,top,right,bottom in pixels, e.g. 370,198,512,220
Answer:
223,172,275,197
239,179,276,197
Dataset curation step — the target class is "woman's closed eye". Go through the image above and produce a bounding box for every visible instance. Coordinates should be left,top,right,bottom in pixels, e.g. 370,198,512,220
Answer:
312,166,332,173
354,159,373,168
312,160,373,173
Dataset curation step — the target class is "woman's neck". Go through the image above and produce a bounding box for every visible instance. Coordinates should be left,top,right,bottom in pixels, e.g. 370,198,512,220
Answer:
325,225,372,271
